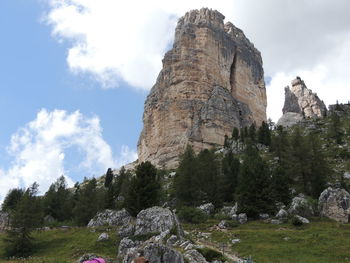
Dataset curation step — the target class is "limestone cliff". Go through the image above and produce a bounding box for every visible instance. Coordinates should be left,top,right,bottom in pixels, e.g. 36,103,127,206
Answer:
138,8,267,168
282,77,327,118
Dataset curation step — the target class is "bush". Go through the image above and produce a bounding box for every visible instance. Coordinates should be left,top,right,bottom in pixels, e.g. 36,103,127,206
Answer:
196,247,227,262
291,216,303,226
177,206,208,224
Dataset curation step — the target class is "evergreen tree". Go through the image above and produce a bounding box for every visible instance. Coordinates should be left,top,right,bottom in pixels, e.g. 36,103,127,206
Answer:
4,183,42,257
125,161,160,216
269,165,291,206
308,133,329,198
73,178,101,226
220,151,240,202
258,121,271,146
197,149,221,207
224,135,230,148
1,188,24,212
236,142,273,218
174,145,199,207
232,127,240,141
248,123,257,142
104,168,114,188
43,176,72,221
328,113,343,144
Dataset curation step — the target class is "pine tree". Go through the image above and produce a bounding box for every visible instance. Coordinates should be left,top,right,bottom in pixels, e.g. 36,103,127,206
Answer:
197,149,221,207
232,127,240,141
104,168,114,188
125,161,160,216
73,178,101,226
174,145,199,207
248,123,257,142
328,112,343,144
258,121,271,146
5,183,42,257
220,151,240,202
1,188,24,212
43,176,72,221
236,142,273,218
269,165,291,206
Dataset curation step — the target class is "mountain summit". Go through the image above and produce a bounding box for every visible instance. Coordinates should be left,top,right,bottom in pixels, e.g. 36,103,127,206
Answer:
138,8,267,168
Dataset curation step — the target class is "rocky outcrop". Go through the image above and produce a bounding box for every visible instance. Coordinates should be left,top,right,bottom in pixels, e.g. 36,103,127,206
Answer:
0,212,9,232
135,207,177,236
197,203,215,215
319,187,350,223
87,209,132,227
288,194,314,218
278,77,327,127
122,243,184,263
138,8,267,168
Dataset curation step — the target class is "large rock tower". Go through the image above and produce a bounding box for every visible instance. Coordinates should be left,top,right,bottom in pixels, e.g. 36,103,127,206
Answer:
138,8,267,168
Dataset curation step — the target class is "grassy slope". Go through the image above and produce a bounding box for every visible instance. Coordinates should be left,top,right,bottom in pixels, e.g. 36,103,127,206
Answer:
184,219,350,263
0,227,119,263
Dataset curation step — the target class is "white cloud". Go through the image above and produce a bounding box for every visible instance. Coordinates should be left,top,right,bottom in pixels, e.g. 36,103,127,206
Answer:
0,109,137,203
44,0,350,119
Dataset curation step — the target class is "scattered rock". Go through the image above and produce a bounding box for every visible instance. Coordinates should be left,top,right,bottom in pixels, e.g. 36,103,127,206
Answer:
123,243,184,263
97,232,109,242
218,220,228,229
259,213,269,220
283,237,291,241
197,203,215,215
277,112,304,127
184,249,208,263
271,219,282,225
220,203,238,218
166,235,179,247
319,186,350,223
135,207,177,236
232,214,238,221
88,209,132,227
232,238,241,244
288,194,314,218
295,215,310,224
238,213,247,224
118,237,137,257
118,222,135,238
276,209,288,219
344,172,350,179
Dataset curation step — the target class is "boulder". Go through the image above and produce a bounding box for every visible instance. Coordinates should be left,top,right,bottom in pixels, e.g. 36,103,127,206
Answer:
276,209,288,219
118,237,137,257
135,207,176,236
232,238,241,244
218,220,227,229
184,249,208,263
318,187,350,223
0,211,10,232
271,219,282,225
118,223,136,238
88,209,133,227
123,243,184,263
197,203,215,215
166,235,179,247
294,215,310,224
44,215,55,223
77,254,98,263
288,194,314,218
238,213,247,224
97,233,109,242
259,213,269,220
220,203,238,218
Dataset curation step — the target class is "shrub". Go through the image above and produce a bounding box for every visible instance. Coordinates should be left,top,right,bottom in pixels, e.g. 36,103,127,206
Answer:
196,247,227,262
177,206,208,224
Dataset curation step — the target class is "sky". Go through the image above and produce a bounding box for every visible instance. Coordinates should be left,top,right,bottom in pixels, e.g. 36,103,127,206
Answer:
0,0,349,201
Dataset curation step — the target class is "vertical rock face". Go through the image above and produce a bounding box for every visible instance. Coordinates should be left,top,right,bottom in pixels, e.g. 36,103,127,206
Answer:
138,8,267,168
282,77,327,118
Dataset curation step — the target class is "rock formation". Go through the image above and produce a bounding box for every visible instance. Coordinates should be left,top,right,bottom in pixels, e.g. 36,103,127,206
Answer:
278,77,327,127
319,186,350,223
87,209,132,227
138,8,267,168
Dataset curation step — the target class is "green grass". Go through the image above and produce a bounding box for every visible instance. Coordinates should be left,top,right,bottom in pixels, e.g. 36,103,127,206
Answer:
184,218,350,263
0,227,119,263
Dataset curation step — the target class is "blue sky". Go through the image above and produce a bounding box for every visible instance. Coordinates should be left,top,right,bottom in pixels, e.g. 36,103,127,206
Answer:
0,0,349,200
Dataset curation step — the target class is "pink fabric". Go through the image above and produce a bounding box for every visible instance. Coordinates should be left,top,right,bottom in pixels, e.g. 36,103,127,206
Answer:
83,258,106,263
